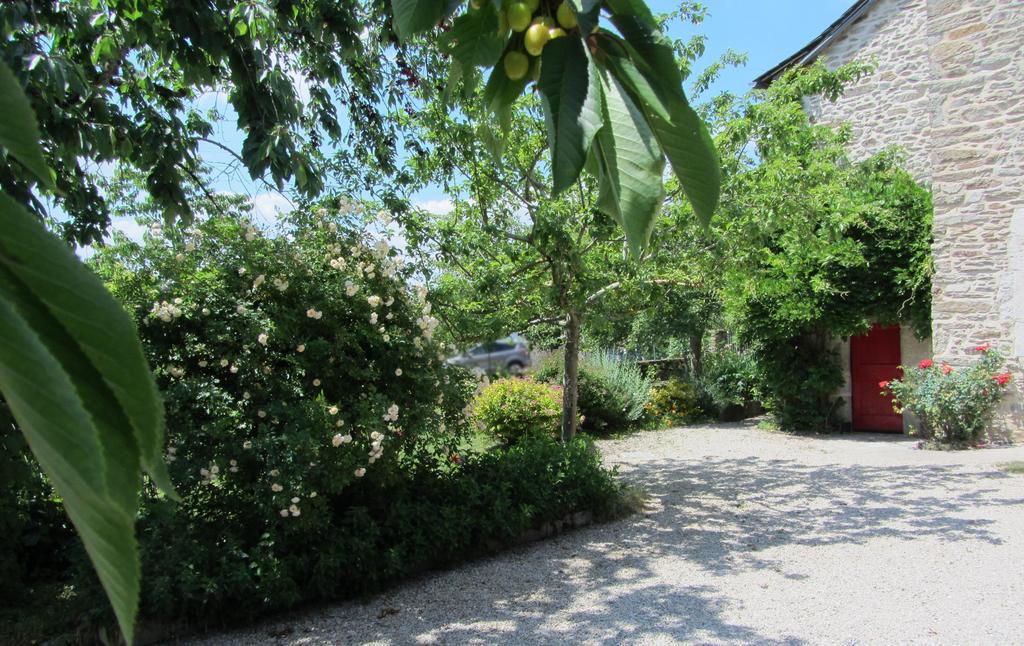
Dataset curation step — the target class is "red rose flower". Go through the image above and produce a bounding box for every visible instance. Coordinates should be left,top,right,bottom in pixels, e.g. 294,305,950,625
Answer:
878,380,890,389
941,363,953,375
993,372,1012,386
975,343,992,353
918,359,934,369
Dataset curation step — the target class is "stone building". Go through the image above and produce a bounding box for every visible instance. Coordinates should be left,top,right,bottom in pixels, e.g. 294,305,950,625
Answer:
753,0,1023,436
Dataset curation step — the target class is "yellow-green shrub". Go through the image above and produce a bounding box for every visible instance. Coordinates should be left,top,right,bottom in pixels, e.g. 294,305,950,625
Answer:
646,378,702,427
472,378,562,443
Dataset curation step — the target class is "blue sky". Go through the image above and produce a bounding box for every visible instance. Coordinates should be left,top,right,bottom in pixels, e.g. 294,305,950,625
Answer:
109,0,856,240
407,0,855,210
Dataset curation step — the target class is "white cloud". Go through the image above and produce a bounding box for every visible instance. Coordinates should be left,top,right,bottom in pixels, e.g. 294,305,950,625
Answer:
251,192,295,225
415,198,454,215
109,217,147,244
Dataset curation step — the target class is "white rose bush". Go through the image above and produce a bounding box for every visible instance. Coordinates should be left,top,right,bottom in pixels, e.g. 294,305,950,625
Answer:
89,204,477,621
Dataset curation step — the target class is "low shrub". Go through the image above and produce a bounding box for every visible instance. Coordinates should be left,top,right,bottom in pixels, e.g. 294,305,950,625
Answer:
472,377,562,444
883,344,1014,446
700,347,760,410
754,333,845,431
535,351,652,434
645,377,702,427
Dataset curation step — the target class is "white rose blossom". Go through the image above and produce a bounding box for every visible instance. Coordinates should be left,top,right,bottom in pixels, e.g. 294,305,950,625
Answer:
354,468,366,478
257,332,269,346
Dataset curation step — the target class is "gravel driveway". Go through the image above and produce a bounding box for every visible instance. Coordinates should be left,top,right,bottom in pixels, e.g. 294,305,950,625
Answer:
186,420,1024,645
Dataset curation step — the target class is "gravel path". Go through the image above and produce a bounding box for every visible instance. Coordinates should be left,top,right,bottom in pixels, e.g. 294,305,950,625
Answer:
186,420,1024,645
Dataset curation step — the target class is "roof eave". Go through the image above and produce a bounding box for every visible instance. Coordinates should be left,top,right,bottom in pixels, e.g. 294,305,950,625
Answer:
752,0,877,89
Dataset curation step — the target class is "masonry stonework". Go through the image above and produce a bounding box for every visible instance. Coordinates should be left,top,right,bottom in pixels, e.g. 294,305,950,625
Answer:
798,0,1024,435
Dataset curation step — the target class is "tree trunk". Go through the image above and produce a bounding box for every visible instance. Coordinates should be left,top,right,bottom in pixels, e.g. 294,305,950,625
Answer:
560,311,581,442
689,332,704,380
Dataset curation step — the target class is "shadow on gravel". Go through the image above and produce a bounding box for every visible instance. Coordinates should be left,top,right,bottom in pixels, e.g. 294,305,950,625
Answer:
351,436,1024,645
205,426,1024,645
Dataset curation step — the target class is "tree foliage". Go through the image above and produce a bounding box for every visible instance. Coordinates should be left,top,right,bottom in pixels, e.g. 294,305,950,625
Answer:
393,0,721,254
701,63,934,430
1,0,437,245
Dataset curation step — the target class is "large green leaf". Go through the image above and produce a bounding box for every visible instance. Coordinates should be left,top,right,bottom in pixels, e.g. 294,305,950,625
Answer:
482,57,529,133
606,14,721,225
564,0,603,35
592,66,666,255
391,0,450,41
0,194,176,498
603,52,671,121
444,4,504,69
538,37,604,195
0,62,55,190
0,265,141,644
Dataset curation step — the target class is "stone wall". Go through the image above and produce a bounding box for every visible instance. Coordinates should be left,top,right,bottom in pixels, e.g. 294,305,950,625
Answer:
925,0,1024,437
804,0,933,181
800,0,1024,435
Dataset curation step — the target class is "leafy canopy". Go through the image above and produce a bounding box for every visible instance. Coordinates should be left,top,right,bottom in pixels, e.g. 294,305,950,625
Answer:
393,0,721,254
1,0,436,245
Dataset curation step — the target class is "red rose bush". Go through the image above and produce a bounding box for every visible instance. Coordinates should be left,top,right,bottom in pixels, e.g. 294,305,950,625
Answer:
881,344,1014,446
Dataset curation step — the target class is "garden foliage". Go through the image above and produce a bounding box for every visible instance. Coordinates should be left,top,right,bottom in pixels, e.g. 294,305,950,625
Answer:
699,347,759,411
3,205,626,638
536,351,653,434
711,64,934,430
645,377,702,427
472,377,563,443
393,0,721,254
883,345,1013,445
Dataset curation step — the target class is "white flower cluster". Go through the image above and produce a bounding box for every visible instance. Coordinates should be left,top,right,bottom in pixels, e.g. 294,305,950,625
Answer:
306,308,323,319
150,299,182,322
344,280,359,297
383,403,400,422
148,221,164,239
252,274,265,289
368,431,385,463
168,365,185,378
258,332,269,346
329,256,347,270
367,295,381,308
331,432,352,447
272,277,289,292
199,464,219,483
243,223,259,241
416,313,439,340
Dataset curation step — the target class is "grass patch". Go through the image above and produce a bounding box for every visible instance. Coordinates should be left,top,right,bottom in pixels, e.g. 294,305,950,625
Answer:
998,461,1024,475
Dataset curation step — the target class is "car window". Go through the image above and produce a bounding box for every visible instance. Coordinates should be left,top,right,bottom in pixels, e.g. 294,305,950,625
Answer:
491,342,514,352
468,345,487,356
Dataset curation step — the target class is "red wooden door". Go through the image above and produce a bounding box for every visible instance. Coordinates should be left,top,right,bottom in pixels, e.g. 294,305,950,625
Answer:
850,325,903,432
